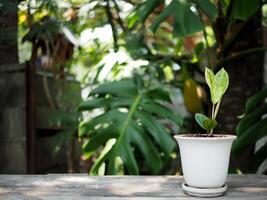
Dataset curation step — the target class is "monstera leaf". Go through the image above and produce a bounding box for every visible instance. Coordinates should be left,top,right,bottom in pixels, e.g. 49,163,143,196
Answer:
233,88,267,172
78,78,183,175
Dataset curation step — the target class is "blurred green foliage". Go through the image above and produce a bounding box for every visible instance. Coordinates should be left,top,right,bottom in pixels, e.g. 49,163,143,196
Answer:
16,0,267,174
233,89,267,173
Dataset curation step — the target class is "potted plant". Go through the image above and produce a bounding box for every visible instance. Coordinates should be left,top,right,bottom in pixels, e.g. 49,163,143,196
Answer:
174,67,236,197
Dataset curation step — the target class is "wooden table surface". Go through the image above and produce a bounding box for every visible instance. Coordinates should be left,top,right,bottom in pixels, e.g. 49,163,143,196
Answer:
0,174,266,200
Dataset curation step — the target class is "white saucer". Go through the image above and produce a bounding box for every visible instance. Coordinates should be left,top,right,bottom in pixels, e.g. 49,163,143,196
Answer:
182,182,228,197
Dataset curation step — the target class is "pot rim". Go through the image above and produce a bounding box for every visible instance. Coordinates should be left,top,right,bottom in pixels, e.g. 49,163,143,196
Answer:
174,134,237,141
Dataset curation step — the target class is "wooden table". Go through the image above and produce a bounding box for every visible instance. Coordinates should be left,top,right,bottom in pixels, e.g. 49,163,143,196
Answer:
0,174,266,199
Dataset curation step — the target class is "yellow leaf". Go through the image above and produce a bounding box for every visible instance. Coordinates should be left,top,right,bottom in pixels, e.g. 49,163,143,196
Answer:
183,79,202,113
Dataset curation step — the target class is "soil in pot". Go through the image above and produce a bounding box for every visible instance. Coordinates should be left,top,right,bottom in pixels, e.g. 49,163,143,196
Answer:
183,133,228,138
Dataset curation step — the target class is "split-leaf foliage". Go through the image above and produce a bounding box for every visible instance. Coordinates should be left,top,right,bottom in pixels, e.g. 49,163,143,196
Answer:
78,77,183,175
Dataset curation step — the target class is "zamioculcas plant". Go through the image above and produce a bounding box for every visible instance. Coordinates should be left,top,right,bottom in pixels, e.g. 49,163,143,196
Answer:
174,67,236,197
195,67,229,134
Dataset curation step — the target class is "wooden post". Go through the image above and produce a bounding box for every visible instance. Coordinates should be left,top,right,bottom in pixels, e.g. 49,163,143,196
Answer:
26,45,38,174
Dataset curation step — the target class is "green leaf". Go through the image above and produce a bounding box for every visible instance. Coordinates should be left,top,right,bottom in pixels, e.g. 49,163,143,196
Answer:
129,126,162,174
205,67,215,93
232,0,260,20
235,89,267,173
205,67,229,104
146,84,171,102
135,111,176,156
79,97,133,111
150,0,176,33
245,88,267,113
151,0,203,37
235,89,267,172
248,143,267,172
90,79,137,97
82,126,118,153
117,141,139,175
90,140,115,175
141,103,183,126
78,109,124,137
110,98,133,108
174,2,203,37
195,113,217,131
193,0,218,21
232,117,267,154
78,98,109,111
213,68,229,104
236,104,267,136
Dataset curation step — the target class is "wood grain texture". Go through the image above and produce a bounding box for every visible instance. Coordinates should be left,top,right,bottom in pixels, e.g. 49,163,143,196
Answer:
0,175,266,200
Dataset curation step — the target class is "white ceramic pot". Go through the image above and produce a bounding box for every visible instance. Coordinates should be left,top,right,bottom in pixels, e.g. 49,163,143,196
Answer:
174,134,236,188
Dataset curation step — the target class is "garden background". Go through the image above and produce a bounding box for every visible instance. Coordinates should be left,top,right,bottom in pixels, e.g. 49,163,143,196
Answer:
0,0,267,175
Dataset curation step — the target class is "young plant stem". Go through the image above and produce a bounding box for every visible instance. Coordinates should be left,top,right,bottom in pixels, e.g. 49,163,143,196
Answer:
211,103,215,119
214,99,221,119
209,128,214,134
209,100,221,134
209,104,216,134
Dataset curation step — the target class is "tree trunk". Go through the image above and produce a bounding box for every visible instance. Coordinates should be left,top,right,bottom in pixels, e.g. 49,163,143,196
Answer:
0,0,18,65
216,13,263,172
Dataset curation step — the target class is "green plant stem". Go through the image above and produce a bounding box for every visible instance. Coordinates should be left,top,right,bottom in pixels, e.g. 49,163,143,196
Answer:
210,100,221,134
214,99,221,119
209,128,214,134
209,104,216,134
211,104,215,119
